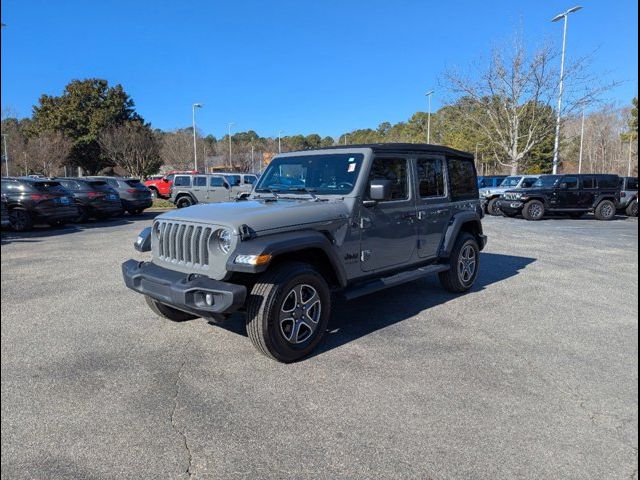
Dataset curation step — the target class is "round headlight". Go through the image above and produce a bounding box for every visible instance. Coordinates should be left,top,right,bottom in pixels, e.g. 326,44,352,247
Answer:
217,229,233,254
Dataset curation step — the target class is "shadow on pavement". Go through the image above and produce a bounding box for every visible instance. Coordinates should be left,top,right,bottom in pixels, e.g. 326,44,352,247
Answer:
0,211,163,245
212,252,537,357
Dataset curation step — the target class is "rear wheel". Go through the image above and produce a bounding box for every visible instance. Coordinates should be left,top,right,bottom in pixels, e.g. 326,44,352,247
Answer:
9,209,33,232
439,232,480,293
594,200,616,221
72,206,89,223
246,262,331,363
176,196,194,209
626,199,638,217
486,197,502,216
144,296,199,322
522,200,545,221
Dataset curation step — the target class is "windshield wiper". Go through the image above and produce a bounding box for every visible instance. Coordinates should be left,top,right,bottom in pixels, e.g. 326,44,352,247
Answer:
285,187,321,201
255,188,280,200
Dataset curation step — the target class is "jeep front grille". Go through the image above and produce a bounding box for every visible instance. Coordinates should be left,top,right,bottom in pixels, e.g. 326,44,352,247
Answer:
155,220,213,268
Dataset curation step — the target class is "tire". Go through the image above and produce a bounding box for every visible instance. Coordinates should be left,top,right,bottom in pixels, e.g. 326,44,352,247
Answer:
246,262,331,363
149,188,158,199
128,208,143,215
9,209,33,232
438,233,480,293
486,197,502,216
144,296,199,322
626,199,638,217
522,200,545,221
176,196,194,209
72,206,89,223
594,200,616,221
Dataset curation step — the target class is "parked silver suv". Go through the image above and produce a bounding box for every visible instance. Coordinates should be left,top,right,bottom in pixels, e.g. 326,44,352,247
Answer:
480,175,540,216
618,176,638,217
169,174,251,208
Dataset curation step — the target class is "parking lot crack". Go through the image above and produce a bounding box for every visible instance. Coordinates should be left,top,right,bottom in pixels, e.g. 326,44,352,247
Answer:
170,340,195,479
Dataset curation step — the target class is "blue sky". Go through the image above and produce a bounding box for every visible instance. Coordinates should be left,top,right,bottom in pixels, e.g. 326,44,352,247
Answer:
1,0,638,139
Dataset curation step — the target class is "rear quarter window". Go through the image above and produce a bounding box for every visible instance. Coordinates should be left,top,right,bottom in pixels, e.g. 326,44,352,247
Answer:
447,158,478,201
598,177,620,189
627,178,639,190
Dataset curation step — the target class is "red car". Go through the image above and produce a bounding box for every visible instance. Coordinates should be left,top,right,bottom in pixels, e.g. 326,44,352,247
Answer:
144,170,198,198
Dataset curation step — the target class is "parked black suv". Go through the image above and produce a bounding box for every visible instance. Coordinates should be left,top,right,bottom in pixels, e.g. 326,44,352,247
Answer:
123,144,487,362
1,177,78,231
55,178,123,222
499,174,621,221
87,176,153,215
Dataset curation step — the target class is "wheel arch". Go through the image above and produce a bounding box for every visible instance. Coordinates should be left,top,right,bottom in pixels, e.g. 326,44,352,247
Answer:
227,230,348,288
439,211,486,258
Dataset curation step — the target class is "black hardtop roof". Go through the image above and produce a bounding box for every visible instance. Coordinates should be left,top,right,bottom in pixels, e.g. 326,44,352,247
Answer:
299,143,474,159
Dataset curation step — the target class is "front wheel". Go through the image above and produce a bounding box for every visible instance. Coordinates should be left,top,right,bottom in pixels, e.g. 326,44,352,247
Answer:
626,199,638,217
594,200,616,221
438,233,480,293
9,209,33,232
486,198,502,216
176,196,194,209
522,200,545,221
144,296,199,322
246,262,331,363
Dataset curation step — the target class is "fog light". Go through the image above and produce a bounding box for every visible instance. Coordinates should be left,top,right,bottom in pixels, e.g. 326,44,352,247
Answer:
205,293,214,306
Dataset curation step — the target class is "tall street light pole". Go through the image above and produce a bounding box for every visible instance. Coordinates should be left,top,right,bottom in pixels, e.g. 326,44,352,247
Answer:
278,131,283,153
227,123,234,169
425,90,434,144
551,6,583,174
1,134,9,176
578,109,586,173
192,103,202,171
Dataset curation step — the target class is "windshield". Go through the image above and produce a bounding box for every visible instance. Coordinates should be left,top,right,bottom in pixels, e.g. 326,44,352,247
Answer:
534,176,560,188
256,153,364,195
499,176,522,188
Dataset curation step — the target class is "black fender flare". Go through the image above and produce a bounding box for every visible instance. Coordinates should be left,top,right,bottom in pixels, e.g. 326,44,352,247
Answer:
226,230,348,287
174,192,197,205
439,211,486,258
592,195,618,208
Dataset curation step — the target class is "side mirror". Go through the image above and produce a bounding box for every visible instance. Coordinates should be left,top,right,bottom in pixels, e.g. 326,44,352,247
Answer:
369,179,393,201
162,178,169,183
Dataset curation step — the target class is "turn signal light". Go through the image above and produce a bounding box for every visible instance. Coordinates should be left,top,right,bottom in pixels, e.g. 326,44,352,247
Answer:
234,254,272,266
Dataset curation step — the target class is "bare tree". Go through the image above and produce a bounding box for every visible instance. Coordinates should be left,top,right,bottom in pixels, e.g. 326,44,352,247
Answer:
442,33,610,174
98,122,162,178
26,131,73,177
159,129,205,171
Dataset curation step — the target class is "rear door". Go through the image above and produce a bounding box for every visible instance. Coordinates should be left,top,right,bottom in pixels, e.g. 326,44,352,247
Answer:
415,155,450,258
359,156,417,272
579,176,598,208
192,176,208,202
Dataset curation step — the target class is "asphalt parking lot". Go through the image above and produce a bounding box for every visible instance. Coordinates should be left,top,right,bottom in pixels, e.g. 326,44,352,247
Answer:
1,214,638,480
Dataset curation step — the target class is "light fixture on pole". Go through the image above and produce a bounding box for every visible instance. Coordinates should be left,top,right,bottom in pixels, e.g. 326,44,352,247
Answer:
227,123,234,169
551,6,583,174
425,90,434,144
192,103,202,171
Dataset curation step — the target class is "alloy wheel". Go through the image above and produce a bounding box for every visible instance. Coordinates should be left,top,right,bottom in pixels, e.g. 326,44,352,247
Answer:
279,284,322,344
458,244,477,284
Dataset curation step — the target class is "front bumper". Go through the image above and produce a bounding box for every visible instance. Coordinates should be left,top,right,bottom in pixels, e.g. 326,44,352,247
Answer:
122,260,246,316
497,200,523,215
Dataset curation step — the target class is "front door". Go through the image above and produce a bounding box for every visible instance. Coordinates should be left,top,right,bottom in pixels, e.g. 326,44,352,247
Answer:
556,176,580,209
415,156,450,258
360,156,417,272
208,176,232,203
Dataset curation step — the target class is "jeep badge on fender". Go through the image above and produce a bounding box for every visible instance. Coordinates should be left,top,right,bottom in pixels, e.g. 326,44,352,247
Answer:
122,144,487,362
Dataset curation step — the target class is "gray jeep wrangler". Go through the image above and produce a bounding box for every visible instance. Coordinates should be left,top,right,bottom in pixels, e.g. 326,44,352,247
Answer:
122,144,487,362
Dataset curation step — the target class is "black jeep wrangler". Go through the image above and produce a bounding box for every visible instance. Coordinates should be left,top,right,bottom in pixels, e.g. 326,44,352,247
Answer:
123,144,487,362
499,174,621,221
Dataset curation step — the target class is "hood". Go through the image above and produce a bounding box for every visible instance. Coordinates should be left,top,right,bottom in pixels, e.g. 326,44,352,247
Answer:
480,186,509,196
159,198,349,233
